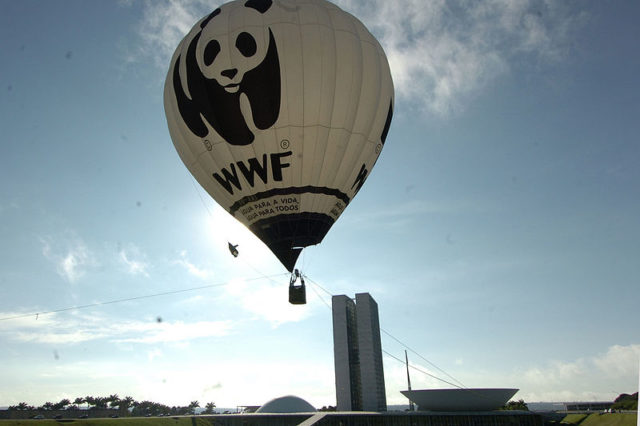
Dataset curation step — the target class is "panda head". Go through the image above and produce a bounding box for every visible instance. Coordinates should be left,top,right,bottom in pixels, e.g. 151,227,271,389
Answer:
197,1,272,93
171,0,280,146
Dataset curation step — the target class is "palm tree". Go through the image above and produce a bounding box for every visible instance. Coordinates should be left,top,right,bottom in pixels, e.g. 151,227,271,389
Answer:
188,401,200,415
94,397,108,409
108,394,120,409
41,402,55,411
74,397,85,411
9,402,33,411
119,396,135,414
203,402,216,414
53,398,70,410
84,396,94,410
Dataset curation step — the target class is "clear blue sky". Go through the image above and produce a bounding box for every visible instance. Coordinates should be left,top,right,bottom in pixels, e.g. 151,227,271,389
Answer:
1,0,638,409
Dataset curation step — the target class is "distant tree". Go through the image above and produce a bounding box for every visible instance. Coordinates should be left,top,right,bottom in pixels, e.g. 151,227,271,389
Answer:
612,393,638,410
8,402,34,411
119,396,135,413
318,405,336,412
188,400,200,415
73,397,85,409
131,400,152,416
108,394,121,409
84,396,95,410
53,398,71,410
203,402,217,414
501,399,528,411
40,402,55,411
131,400,170,417
93,397,109,409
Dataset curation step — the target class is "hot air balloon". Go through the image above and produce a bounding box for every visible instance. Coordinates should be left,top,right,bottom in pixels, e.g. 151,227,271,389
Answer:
164,0,394,274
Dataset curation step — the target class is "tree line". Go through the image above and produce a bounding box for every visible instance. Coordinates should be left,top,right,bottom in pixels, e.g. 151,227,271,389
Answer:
7,395,218,416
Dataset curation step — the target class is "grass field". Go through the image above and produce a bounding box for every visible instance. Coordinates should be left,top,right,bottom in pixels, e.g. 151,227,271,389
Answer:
0,418,198,426
563,414,590,424
1,413,637,426
579,413,638,426
562,413,638,426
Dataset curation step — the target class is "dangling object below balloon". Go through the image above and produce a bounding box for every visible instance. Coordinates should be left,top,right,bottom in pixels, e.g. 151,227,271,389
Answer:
164,0,394,271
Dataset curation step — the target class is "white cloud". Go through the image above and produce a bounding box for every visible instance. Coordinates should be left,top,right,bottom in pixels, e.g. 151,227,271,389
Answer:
173,250,212,279
147,348,163,361
116,320,233,343
384,358,453,405
40,234,96,283
339,0,586,115
592,344,640,378
14,329,106,345
382,344,640,404
503,344,640,401
119,244,150,277
0,312,59,331
127,0,214,69
0,312,233,345
130,0,585,116
223,277,311,327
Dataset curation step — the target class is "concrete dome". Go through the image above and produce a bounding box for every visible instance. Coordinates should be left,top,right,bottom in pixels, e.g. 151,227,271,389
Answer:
256,395,316,413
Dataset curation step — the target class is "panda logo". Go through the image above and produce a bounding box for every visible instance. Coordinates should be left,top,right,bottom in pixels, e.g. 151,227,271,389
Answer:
171,0,280,146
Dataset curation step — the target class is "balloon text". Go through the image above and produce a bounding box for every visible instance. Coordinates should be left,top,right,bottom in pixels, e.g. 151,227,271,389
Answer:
213,151,292,195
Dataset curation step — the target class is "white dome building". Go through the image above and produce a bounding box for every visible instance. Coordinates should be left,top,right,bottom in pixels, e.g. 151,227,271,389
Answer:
256,395,316,413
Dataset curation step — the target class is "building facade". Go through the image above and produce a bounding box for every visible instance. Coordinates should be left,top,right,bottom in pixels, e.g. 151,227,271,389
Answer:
332,293,387,412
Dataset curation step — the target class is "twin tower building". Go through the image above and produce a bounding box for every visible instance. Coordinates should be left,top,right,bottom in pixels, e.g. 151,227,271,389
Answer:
332,293,387,412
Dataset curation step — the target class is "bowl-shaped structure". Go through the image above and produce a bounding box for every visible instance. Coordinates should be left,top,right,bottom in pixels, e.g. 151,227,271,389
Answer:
401,388,519,412
256,395,316,413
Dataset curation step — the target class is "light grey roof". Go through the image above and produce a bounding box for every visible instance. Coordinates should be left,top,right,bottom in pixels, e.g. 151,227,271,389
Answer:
256,395,316,413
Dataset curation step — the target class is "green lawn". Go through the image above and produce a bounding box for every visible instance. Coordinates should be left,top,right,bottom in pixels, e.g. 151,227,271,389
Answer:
562,413,638,426
3,413,636,426
563,414,589,424
580,413,638,426
0,417,196,426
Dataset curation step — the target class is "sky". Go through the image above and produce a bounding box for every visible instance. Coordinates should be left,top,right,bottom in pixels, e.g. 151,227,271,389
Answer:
1,0,639,410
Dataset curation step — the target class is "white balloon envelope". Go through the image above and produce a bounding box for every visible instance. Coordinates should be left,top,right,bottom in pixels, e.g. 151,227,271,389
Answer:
164,0,394,271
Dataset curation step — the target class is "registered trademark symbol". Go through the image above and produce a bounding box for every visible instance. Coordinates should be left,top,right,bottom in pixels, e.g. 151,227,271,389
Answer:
280,139,290,150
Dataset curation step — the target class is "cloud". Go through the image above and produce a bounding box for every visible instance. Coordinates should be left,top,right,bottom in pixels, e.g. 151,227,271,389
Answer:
40,234,96,283
381,343,640,404
131,0,585,116
126,0,213,70
147,348,163,361
341,0,586,115
0,312,233,345
592,344,640,378
115,320,233,343
173,250,212,279
506,344,640,401
223,277,312,327
0,201,19,215
119,244,150,277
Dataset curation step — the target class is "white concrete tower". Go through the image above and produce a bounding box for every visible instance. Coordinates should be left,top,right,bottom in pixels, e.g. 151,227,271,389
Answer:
332,293,386,411
356,293,387,411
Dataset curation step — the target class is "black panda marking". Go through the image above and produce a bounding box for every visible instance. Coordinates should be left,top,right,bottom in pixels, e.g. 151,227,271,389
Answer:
236,32,257,57
200,8,221,29
244,0,272,13
171,2,279,146
204,40,220,66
